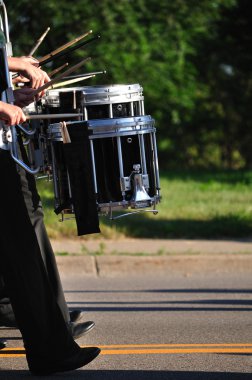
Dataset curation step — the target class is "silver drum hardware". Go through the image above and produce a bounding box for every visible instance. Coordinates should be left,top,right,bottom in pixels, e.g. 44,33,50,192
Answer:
48,115,161,220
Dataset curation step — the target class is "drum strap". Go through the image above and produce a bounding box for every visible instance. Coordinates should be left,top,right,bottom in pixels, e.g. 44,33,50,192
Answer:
62,124,100,236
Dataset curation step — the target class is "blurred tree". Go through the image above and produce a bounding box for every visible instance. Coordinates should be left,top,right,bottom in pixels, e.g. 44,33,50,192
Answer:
196,0,252,168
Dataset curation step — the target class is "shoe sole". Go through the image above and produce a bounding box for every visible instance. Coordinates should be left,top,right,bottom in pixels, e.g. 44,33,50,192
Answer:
73,322,95,340
31,347,101,375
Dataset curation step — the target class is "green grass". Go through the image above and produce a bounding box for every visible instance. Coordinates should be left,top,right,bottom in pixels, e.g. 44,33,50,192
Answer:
37,170,252,239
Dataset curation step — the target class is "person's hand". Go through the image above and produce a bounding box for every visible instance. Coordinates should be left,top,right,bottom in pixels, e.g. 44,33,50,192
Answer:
14,88,36,108
12,56,40,84
8,56,50,90
0,101,26,125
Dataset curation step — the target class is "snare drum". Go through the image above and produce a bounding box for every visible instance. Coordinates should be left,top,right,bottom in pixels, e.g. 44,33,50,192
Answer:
48,115,160,218
44,84,145,119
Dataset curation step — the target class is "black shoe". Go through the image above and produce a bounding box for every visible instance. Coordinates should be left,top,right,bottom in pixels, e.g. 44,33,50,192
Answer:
30,346,101,375
0,340,6,349
71,321,95,340
70,310,85,323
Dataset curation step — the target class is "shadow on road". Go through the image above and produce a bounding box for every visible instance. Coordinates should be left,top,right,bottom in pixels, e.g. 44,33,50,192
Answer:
68,305,252,312
65,287,252,313
65,288,252,294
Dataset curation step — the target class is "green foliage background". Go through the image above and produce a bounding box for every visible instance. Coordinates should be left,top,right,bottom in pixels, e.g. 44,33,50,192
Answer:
8,0,252,169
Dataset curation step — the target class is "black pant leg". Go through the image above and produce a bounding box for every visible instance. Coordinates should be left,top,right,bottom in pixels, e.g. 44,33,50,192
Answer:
18,141,70,324
0,149,79,366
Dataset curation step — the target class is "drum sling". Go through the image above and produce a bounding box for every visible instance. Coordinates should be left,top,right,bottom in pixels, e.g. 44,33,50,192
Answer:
60,123,100,236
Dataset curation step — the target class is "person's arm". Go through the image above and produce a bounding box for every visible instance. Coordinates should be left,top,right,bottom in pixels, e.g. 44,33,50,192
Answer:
0,101,26,125
8,56,50,89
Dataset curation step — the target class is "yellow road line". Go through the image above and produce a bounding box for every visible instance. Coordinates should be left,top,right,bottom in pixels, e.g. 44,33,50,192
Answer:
100,348,252,355
96,343,252,348
0,354,25,358
1,344,252,358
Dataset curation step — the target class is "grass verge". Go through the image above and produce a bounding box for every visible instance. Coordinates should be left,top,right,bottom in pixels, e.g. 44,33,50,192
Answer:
37,169,252,239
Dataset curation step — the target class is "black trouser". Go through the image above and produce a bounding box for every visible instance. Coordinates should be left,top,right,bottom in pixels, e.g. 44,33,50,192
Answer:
0,149,79,367
0,141,70,325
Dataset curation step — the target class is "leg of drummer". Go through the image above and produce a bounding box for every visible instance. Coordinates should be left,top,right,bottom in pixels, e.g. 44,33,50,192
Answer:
0,148,100,374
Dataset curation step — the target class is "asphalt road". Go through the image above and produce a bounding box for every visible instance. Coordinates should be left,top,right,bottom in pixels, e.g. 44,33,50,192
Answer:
0,271,252,379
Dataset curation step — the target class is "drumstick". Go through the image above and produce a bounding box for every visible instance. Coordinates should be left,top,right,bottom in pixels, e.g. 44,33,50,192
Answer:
26,113,83,120
38,30,93,64
12,32,94,80
63,70,106,80
32,57,91,96
39,34,100,66
51,74,95,88
29,27,51,56
49,63,69,77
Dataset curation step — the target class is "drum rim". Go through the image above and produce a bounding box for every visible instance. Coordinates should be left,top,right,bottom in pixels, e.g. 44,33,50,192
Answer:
45,83,143,97
48,117,156,142
46,83,142,92
49,115,154,131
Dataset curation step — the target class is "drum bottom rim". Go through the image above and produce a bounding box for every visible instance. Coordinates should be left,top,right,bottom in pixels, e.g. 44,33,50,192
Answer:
57,195,161,216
